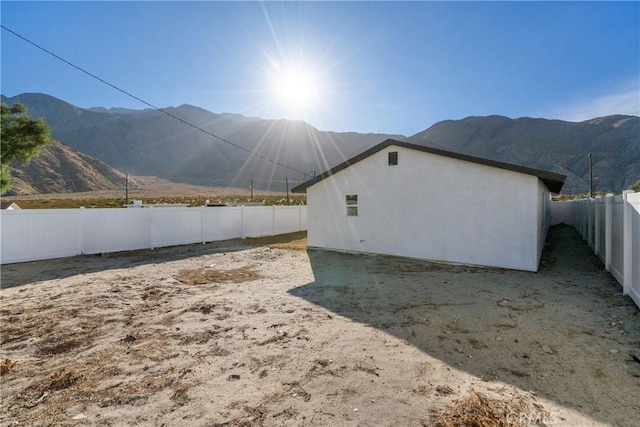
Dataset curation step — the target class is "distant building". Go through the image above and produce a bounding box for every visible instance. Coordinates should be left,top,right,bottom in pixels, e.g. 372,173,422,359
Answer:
124,200,189,208
206,202,264,207
0,202,21,210
292,139,566,272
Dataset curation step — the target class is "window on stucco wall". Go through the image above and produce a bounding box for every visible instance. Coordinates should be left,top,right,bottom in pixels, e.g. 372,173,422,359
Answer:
346,194,358,216
388,151,398,165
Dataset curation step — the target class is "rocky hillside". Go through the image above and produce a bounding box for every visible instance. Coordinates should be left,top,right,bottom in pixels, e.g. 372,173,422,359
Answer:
407,116,640,194
7,139,134,195
2,93,638,194
405,115,639,194
2,93,401,192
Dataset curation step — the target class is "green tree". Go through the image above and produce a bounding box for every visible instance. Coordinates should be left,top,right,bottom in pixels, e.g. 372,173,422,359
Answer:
630,180,640,192
1,103,51,193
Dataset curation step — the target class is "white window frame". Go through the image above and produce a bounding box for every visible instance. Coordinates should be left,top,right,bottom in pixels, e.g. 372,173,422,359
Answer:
346,194,358,216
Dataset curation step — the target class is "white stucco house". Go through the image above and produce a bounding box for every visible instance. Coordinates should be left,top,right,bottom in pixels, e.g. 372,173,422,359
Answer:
292,139,566,272
0,202,21,210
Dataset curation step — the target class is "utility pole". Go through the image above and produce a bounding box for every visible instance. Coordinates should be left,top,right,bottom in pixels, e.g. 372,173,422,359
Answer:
125,173,129,205
286,176,290,205
588,153,593,198
250,178,253,202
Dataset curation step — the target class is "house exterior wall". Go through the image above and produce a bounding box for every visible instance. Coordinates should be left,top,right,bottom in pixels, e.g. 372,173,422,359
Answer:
307,145,544,271
537,179,551,265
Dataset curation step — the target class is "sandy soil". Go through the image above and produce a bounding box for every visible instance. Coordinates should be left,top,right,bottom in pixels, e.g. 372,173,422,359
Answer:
1,226,638,427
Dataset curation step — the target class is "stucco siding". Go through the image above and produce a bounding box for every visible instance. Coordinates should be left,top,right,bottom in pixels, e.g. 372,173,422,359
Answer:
307,145,541,271
536,179,551,266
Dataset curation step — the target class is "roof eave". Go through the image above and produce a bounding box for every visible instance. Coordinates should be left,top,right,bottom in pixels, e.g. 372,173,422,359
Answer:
290,138,567,194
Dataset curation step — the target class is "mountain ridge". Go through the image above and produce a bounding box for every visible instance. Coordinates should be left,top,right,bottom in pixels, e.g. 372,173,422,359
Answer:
6,139,134,195
2,93,638,195
2,93,403,192
405,113,639,194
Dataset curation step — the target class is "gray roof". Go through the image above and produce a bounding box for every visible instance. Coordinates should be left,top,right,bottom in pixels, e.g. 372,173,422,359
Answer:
291,139,566,194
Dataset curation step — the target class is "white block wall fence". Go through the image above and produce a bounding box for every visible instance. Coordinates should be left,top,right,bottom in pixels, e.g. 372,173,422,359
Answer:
0,205,307,265
551,191,640,308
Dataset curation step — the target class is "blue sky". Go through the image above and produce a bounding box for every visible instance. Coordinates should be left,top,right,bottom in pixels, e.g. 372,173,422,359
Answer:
1,1,638,136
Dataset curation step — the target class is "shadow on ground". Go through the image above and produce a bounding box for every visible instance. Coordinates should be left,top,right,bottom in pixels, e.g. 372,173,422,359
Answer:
288,225,640,426
0,231,306,289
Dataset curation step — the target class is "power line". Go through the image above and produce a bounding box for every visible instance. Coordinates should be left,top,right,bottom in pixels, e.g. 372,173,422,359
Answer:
1,24,311,179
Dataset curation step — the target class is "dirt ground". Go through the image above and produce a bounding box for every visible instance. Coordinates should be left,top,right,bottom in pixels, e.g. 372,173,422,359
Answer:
1,225,638,426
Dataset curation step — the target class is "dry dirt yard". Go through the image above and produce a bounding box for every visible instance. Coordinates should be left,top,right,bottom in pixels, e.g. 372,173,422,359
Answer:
1,225,639,427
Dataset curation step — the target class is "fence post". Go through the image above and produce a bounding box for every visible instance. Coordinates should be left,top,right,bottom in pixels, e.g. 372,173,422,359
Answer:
298,205,302,232
272,205,276,236
577,201,582,238
604,194,613,272
241,205,245,239
584,200,589,240
587,199,595,249
201,205,205,244
622,190,633,295
594,196,601,257
79,207,86,255
579,201,585,239
149,206,155,250
585,200,590,240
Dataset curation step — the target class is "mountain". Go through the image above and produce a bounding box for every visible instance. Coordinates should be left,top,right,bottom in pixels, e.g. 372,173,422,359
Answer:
6,139,134,195
1,93,402,192
405,115,639,194
2,93,638,195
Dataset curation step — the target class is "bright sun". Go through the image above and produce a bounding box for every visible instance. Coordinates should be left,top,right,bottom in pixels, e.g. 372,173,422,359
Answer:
271,66,321,112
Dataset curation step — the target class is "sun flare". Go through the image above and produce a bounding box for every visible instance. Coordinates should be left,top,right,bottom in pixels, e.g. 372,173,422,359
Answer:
270,65,321,112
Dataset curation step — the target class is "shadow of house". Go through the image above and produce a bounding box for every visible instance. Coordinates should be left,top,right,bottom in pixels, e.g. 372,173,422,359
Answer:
288,225,640,426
